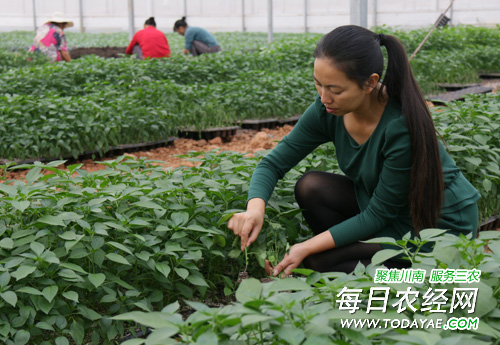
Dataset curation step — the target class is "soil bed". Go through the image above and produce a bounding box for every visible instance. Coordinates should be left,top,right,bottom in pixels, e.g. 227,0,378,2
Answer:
3,126,293,180
70,46,126,59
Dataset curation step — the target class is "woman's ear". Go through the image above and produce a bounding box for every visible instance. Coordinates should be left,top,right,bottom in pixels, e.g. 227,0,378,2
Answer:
364,73,380,93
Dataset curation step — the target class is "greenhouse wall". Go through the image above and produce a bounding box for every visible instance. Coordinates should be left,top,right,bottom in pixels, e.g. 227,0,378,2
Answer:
1,0,499,33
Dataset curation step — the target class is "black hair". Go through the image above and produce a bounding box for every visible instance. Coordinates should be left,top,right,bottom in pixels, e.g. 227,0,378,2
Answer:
173,16,187,31
144,17,156,27
314,25,444,234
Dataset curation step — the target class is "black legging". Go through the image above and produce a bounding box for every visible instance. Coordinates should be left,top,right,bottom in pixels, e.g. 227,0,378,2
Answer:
294,171,410,273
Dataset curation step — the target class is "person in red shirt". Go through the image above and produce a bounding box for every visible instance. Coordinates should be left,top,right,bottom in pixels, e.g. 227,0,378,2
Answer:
126,17,171,59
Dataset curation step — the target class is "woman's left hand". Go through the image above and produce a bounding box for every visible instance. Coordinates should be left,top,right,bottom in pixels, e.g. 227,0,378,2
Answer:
272,243,309,277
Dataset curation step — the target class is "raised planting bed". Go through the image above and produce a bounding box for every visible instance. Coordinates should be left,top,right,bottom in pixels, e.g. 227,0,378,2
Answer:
436,82,482,91
426,86,493,105
279,114,301,126
69,46,126,59
178,126,240,141
239,118,280,131
479,215,500,232
0,137,176,165
479,72,500,79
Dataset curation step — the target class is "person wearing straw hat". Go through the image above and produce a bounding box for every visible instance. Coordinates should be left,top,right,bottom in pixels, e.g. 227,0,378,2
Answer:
30,12,73,62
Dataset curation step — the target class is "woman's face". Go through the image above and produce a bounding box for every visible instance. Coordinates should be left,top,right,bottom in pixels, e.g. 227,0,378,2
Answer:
176,26,186,36
313,58,374,116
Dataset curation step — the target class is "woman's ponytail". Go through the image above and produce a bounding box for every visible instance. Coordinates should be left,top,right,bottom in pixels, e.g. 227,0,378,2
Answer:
314,25,444,234
381,33,444,233
144,17,156,27
173,17,188,31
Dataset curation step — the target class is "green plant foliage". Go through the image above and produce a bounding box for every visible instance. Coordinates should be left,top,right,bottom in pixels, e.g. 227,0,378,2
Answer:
0,147,338,344
1,27,499,160
0,141,498,343
433,93,500,221
116,230,500,344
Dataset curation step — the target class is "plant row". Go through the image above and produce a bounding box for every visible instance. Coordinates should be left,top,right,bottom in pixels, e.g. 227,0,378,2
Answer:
0,27,499,160
116,229,500,344
0,121,499,343
0,147,335,344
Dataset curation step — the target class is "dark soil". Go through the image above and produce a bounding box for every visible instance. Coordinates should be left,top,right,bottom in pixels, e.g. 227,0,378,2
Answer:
70,46,127,59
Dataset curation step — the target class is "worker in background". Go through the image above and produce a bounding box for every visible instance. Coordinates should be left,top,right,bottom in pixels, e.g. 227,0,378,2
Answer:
173,17,221,56
30,12,73,62
126,17,171,59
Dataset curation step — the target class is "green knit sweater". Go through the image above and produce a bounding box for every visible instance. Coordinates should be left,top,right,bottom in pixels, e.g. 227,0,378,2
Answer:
247,96,480,248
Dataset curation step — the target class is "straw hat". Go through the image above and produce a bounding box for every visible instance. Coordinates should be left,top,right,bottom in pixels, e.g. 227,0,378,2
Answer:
48,12,74,28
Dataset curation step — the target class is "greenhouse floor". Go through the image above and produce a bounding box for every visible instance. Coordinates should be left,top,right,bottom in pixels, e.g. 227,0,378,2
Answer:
5,125,293,180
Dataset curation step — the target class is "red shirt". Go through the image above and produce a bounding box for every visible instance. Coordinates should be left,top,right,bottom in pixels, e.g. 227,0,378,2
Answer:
126,26,171,58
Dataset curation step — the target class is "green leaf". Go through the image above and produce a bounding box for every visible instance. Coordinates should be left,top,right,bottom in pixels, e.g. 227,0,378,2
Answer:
11,265,37,281
14,329,30,345
60,262,87,274
195,330,218,345
78,306,102,321
213,234,226,247
134,200,164,210
113,311,175,329
63,291,79,303
0,238,14,249
88,273,106,288
35,322,54,331
340,328,371,345
235,278,262,303
144,327,179,345
11,200,30,212
371,249,404,265
361,237,397,245
42,285,58,303
268,278,312,292
30,241,45,256
121,340,145,345
217,211,238,226
55,336,69,345
58,230,78,240
161,301,180,314
107,241,133,255
70,320,85,345
0,272,9,287
0,183,16,195
37,215,65,226
275,325,306,345
482,178,492,192
464,157,482,167
155,262,171,279
37,296,55,314
228,248,241,258
0,291,17,307
174,268,189,280
106,253,131,266
419,228,449,241
486,162,500,175
187,275,208,287
241,314,274,326
171,212,189,227
58,269,85,282
17,286,43,296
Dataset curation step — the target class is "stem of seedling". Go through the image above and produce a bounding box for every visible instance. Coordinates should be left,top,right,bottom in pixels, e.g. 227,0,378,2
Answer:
244,247,248,273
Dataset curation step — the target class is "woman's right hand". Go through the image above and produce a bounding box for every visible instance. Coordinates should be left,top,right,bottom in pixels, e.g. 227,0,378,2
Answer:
227,198,265,251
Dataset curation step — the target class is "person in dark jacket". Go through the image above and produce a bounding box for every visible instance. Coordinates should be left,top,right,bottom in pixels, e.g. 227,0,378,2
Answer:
228,25,480,276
